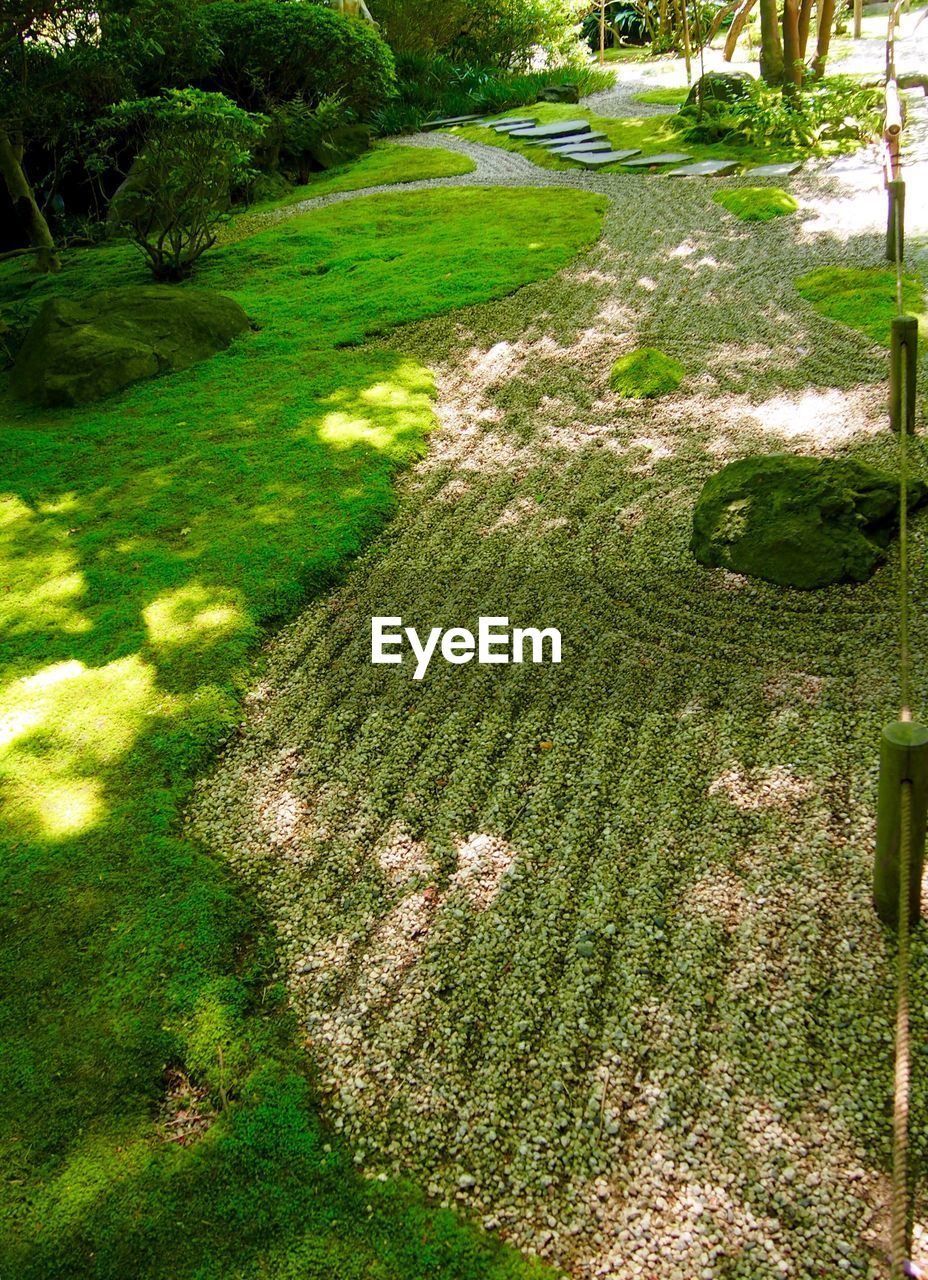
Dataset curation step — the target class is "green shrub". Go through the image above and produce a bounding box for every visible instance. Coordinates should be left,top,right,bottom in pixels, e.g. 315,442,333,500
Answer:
713,187,798,222
204,0,396,119
107,90,266,280
609,347,685,398
375,0,587,69
679,76,882,149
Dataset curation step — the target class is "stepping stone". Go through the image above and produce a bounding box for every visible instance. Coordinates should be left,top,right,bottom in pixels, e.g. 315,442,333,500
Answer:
668,159,740,176
560,149,643,167
507,119,592,140
540,132,609,150
621,152,692,168
743,161,803,177
547,138,613,155
482,118,539,132
422,114,485,131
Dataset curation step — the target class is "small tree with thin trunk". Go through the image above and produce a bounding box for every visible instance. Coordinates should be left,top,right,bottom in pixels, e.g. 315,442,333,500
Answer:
106,90,265,281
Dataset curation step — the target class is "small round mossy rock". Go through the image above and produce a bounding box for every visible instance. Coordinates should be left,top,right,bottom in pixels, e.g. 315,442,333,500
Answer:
11,285,251,407
713,187,798,222
691,454,928,589
609,348,685,399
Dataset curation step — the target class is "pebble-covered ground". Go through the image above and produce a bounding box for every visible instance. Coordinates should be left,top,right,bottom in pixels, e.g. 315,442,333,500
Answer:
190,28,928,1280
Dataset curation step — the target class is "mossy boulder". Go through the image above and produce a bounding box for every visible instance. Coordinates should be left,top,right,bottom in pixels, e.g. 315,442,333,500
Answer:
11,286,251,407
714,187,798,222
691,454,927,589
538,84,580,104
609,348,684,399
683,71,754,110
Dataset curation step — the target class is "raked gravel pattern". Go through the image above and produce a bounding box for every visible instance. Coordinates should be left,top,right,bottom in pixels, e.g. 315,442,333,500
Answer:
190,153,928,1280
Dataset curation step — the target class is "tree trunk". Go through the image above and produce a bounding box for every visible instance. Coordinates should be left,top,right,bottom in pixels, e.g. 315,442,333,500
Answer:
758,0,785,84
797,0,814,61
722,0,758,61
0,128,59,273
782,0,802,89
810,0,836,77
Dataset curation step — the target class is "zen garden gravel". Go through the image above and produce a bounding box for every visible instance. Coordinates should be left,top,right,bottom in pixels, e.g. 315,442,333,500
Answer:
191,54,928,1280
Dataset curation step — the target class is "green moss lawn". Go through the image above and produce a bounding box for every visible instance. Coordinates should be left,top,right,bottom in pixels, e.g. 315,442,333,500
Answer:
260,142,476,210
796,265,928,346
0,184,604,1277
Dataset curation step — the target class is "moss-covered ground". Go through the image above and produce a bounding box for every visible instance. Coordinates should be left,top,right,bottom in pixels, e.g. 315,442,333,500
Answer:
796,265,928,346
258,142,476,210
0,184,605,1278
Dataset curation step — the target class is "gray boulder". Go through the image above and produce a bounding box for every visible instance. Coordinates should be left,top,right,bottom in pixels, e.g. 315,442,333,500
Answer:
691,454,927,589
11,285,251,407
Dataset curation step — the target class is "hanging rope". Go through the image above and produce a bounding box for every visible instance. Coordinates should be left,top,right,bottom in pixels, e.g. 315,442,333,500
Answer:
885,4,918,1273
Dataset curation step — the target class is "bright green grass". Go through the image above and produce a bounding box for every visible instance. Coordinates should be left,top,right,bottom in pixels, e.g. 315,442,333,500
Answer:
453,98,866,171
633,86,689,105
795,266,926,347
713,186,798,222
0,185,604,1278
263,143,476,209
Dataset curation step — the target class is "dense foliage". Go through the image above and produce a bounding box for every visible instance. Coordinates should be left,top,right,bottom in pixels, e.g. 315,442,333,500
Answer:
679,75,883,148
373,0,588,67
204,0,396,117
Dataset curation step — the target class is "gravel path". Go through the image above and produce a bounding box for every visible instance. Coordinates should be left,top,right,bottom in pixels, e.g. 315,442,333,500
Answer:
192,30,928,1280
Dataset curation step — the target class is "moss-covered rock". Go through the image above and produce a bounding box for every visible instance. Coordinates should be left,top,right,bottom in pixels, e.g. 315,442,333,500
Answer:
713,187,798,222
11,286,251,407
538,83,580,104
691,454,927,589
609,347,685,398
684,71,754,110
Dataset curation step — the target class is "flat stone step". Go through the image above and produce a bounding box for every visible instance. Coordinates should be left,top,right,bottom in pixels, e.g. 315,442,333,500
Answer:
422,114,485,131
542,137,614,154
668,159,740,176
743,161,803,177
560,149,643,167
621,152,693,167
482,118,539,132
542,133,610,152
507,119,592,140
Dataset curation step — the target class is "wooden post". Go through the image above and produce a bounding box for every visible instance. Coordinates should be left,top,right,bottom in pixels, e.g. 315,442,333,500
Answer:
874,722,928,929
600,0,606,63
853,0,862,37
890,315,918,435
886,177,905,260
